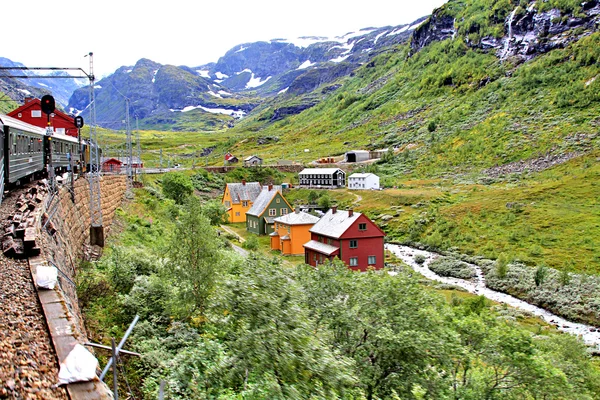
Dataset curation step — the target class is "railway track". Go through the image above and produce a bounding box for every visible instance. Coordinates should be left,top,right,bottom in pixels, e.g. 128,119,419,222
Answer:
0,184,68,399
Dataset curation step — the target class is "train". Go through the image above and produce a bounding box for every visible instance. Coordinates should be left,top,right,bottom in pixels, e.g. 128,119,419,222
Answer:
0,113,90,197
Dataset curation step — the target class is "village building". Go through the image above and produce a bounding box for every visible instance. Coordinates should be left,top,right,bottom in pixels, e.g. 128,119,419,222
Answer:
243,155,263,167
222,181,262,223
101,156,144,173
246,185,293,235
298,168,346,189
270,209,320,256
303,207,385,271
348,173,380,190
8,98,80,138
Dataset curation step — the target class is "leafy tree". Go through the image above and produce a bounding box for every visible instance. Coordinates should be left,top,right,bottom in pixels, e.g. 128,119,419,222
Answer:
166,198,223,318
318,192,332,209
534,264,548,287
161,172,194,204
296,261,456,399
307,190,319,204
215,255,357,398
200,199,229,225
495,252,509,278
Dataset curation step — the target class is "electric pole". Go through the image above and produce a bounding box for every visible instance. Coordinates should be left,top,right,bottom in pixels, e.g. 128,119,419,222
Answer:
87,52,104,247
125,98,133,192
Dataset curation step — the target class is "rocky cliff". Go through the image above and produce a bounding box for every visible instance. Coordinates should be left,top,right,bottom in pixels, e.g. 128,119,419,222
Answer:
411,0,600,62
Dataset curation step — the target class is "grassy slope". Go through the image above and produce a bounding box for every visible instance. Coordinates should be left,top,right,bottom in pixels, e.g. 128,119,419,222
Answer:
80,0,600,274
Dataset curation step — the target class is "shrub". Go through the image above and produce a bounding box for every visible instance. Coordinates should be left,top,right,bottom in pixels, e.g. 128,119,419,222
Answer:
243,235,259,251
429,257,476,280
161,172,193,204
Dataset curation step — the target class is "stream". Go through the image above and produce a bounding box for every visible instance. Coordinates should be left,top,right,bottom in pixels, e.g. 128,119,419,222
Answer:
385,244,600,351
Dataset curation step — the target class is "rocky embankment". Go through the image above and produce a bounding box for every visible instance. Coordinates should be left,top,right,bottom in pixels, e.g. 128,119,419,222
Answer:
0,184,68,399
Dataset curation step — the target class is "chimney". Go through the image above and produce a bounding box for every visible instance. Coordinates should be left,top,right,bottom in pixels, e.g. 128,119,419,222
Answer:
349,209,353,217
268,184,273,191
242,179,246,185
332,206,337,214
295,208,300,214
24,97,33,104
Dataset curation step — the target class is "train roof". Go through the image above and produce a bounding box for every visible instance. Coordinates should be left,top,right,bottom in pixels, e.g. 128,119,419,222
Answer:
0,113,79,144
51,130,79,144
0,113,46,136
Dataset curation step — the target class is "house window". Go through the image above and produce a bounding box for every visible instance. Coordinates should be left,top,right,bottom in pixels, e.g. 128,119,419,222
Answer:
276,198,280,203
349,257,358,266
31,110,42,118
242,201,248,207
269,209,276,216
368,256,377,265
224,201,231,207
349,240,358,248
280,208,288,216
235,212,240,216
359,223,367,231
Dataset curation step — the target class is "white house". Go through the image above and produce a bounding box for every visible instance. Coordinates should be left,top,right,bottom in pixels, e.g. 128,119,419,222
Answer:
348,173,380,190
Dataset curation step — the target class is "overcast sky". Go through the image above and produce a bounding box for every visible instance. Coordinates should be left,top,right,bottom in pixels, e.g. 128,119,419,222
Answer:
3,0,448,79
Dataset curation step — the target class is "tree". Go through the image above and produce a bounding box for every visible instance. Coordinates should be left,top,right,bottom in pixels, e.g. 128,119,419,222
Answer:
161,172,193,204
201,200,228,225
166,198,223,318
495,253,508,278
216,255,356,398
318,193,332,209
296,260,455,399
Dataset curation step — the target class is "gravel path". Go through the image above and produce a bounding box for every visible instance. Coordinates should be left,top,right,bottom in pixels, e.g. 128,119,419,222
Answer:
0,185,68,399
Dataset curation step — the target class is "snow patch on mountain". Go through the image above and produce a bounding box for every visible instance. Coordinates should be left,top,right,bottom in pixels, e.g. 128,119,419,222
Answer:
246,73,271,89
297,60,315,70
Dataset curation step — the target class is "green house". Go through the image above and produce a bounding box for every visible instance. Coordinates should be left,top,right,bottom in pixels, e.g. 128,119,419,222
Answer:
246,185,293,235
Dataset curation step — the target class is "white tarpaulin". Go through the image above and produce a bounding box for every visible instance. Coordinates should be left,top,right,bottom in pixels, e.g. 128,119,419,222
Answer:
35,266,58,289
58,344,99,384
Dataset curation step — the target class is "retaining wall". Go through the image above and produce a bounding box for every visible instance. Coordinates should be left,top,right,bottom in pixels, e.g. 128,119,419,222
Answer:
33,175,127,399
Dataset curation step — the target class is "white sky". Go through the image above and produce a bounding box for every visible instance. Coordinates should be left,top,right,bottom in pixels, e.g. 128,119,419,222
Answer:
2,0,448,79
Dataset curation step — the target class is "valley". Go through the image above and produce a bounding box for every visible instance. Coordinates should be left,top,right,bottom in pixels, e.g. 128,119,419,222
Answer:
1,0,600,397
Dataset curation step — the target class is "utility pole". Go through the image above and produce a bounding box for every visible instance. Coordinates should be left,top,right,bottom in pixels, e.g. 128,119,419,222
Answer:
136,117,142,181
87,52,104,247
125,98,133,192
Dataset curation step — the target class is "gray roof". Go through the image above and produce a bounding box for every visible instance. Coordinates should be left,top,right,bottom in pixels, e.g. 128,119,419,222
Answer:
303,240,340,256
274,211,320,226
349,173,378,179
299,168,344,176
246,186,283,216
309,209,361,239
227,182,262,204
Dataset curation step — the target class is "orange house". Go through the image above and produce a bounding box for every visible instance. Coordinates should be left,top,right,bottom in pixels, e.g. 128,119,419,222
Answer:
270,209,320,256
222,181,262,223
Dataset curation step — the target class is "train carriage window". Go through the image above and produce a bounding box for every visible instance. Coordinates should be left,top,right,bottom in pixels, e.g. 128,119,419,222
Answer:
29,138,33,153
11,134,15,155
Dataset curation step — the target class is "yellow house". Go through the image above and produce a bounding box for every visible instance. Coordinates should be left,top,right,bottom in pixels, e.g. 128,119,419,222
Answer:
222,181,262,223
270,209,320,256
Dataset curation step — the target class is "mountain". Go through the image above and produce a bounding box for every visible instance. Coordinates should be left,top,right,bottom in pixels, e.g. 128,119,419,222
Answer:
65,18,426,130
0,57,86,107
210,0,599,180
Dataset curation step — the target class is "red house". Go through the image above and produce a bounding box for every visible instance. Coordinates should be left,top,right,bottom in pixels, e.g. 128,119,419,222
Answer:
8,98,80,138
101,158,123,173
303,207,386,271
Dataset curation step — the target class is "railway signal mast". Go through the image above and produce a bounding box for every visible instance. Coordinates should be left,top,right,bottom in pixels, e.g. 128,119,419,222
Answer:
86,52,104,247
41,95,56,191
